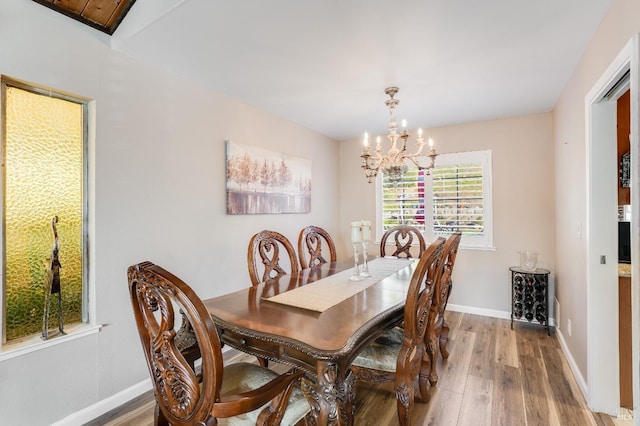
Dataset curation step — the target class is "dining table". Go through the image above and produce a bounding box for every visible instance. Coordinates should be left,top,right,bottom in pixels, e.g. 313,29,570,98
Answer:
203,257,418,426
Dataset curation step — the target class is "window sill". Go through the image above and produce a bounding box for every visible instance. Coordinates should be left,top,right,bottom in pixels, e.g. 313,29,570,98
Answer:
377,240,497,252
0,323,102,362
460,245,496,251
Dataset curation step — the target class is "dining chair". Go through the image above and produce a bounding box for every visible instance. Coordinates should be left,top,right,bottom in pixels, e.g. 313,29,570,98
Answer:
248,230,300,368
128,261,311,426
425,232,462,386
350,237,446,426
248,230,300,286
380,224,426,259
297,225,337,269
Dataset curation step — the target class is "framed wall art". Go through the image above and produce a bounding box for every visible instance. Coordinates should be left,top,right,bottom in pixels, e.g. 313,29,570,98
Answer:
225,140,312,214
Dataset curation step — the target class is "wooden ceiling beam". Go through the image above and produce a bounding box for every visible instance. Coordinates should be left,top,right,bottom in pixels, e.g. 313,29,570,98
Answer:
32,0,136,35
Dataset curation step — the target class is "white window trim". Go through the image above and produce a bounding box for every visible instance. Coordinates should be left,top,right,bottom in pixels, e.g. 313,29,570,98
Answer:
0,76,97,352
376,149,494,251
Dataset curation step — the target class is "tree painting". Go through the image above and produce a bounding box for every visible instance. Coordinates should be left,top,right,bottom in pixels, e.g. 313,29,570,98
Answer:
226,141,312,214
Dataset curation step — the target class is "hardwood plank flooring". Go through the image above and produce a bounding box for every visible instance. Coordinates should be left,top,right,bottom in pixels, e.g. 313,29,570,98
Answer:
491,364,526,425
468,316,497,380
457,375,493,425
494,317,518,368
420,386,463,426
85,313,630,426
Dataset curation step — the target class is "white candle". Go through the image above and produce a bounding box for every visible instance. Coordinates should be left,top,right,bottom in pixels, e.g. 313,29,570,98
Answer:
401,119,407,132
361,220,371,242
376,136,381,148
429,138,434,148
418,128,423,137
351,221,362,243
363,132,369,147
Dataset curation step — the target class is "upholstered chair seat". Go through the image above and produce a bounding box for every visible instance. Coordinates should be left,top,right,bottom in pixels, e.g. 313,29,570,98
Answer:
351,326,404,372
219,363,310,425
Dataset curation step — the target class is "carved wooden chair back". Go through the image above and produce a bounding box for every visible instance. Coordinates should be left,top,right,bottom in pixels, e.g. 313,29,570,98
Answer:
350,237,446,425
425,232,462,386
248,230,300,286
435,232,462,324
247,228,301,366
380,225,426,259
297,225,337,269
128,261,309,426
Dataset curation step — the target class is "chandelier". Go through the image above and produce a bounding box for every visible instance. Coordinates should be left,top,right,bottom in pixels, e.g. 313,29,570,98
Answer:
360,87,437,183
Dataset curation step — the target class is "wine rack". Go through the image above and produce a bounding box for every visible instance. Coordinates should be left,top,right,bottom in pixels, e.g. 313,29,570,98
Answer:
510,267,551,335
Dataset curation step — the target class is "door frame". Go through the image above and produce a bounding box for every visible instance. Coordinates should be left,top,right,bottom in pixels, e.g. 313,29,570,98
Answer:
585,34,640,420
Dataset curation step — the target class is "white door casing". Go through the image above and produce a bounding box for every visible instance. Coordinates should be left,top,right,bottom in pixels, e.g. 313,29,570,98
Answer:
585,35,640,422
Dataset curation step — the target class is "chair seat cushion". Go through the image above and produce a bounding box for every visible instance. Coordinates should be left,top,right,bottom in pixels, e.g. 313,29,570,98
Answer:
219,362,310,425
351,326,404,372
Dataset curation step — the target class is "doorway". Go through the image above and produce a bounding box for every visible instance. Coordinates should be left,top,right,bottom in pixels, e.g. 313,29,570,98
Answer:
617,89,634,410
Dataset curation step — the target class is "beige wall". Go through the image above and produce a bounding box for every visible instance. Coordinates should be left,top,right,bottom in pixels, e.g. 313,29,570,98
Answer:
554,0,640,385
0,2,339,425
340,113,555,314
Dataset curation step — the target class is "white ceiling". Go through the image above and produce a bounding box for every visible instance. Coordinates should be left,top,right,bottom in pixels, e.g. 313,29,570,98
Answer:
111,0,612,141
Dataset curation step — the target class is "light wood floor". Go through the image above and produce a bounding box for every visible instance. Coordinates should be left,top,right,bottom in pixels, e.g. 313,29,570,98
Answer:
86,312,628,426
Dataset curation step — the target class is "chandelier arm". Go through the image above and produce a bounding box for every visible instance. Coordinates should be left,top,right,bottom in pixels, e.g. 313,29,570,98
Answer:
407,157,421,168
416,157,436,173
407,156,432,171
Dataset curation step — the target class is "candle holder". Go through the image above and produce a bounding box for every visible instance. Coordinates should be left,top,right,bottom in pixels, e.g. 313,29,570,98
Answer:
349,243,363,281
360,241,371,277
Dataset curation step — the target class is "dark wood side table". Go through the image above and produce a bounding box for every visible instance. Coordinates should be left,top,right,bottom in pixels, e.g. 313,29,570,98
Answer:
510,266,551,335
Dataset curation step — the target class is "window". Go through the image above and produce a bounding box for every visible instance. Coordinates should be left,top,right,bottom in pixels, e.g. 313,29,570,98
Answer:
376,150,493,249
1,76,89,348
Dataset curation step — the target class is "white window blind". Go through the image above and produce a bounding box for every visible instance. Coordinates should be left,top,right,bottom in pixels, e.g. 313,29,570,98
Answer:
432,163,484,236
381,168,426,232
377,150,493,250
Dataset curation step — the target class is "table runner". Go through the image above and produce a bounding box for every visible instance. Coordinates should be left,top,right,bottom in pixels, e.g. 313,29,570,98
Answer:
263,257,415,313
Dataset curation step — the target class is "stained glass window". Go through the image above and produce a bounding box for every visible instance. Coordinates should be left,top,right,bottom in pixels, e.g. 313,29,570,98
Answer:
2,78,88,343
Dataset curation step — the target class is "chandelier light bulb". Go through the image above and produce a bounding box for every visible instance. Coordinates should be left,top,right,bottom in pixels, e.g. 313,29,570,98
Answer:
429,138,433,147
401,119,407,130
363,132,369,147
418,128,423,137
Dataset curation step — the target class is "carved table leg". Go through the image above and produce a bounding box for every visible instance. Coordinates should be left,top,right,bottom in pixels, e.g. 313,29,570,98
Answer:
301,362,355,425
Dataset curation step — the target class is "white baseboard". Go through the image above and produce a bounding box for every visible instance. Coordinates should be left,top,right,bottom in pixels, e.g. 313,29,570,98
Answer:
447,303,556,326
51,378,152,426
555,327,589,401
447,303,512,320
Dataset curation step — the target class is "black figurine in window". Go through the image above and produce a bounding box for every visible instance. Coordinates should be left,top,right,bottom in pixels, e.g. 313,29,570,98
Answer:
42,216,65,340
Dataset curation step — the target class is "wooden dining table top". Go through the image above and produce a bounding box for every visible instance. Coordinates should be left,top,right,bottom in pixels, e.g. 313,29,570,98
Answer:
202,258,417,357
